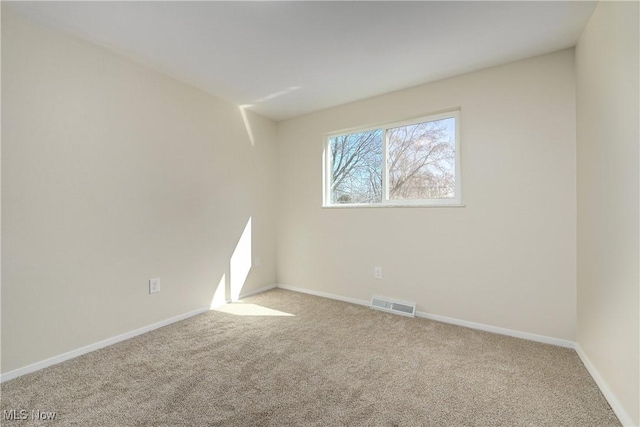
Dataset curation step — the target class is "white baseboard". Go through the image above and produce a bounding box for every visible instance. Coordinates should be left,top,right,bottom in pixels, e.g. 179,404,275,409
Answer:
414,310,574,348
1,284,278,382
276,284,638,424
277,283,371,307
239,283,278,299
276,283,574,348
0,306,209,383
574,343,635,426
2,283,633,426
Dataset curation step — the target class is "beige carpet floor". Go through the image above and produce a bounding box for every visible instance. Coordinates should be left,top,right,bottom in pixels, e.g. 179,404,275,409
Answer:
1,289,620,426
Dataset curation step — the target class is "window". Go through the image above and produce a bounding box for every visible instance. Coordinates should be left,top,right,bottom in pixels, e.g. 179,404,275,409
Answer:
324,110,460,207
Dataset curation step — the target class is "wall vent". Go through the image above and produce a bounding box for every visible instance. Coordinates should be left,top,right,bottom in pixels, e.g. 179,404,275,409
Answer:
370,296,416,317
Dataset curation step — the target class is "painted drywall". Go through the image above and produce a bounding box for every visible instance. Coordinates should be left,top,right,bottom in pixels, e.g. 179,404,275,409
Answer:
277,49,577,341
1,9,278,374
576,2,640,425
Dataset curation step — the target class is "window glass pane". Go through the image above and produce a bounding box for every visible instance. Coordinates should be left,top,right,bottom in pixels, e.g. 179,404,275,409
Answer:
330,129,383,204
387,117,456,200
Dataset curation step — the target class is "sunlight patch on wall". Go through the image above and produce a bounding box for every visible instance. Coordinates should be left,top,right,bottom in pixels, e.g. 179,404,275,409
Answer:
209,274,227,309
230,217,252,301
239,105,255,146
213,303,294,317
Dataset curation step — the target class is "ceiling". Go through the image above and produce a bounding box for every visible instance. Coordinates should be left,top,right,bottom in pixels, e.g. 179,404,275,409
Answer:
6,1,596,121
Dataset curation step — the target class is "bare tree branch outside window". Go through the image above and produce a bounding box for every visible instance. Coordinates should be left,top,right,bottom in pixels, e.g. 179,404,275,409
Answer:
330,130,383,204
329,117,456,204
388,118,455,200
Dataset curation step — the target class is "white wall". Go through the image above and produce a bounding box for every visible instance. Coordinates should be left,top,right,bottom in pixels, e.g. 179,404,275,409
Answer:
7,8,638,424
277,49,577,341
576,2,640,425
1,9,278,374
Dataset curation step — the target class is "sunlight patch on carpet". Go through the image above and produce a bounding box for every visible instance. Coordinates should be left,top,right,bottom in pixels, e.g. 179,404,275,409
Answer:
212,303,294,317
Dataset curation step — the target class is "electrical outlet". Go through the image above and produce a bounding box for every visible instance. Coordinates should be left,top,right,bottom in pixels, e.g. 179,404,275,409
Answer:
374,267,382,279
149,278,160,294
254,256,261,267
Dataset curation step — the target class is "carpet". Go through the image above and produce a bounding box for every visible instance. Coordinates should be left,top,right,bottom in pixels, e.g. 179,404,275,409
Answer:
0,288,620,426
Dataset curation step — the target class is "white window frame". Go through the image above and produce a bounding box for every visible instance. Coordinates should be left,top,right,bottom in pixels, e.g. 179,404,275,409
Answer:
323,110,461,208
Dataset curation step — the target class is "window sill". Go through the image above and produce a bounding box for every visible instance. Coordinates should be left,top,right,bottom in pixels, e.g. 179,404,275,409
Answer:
322,203,466,209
